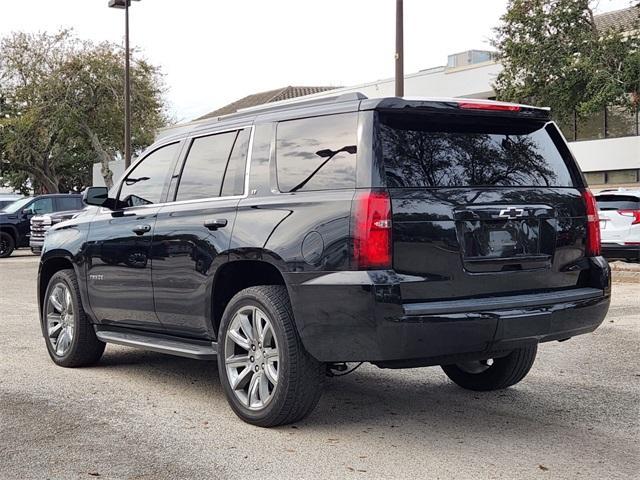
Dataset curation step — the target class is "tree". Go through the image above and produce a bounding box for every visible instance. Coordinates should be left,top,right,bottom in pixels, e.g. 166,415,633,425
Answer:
493,1,640,123
0,30,169,193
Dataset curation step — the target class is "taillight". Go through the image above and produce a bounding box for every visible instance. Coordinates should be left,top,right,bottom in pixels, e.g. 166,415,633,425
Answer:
457,101,521,112
582,189,601,256
619,209,640,225
352,190,392,269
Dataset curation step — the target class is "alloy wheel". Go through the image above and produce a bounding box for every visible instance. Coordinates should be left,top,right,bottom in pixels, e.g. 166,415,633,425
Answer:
46,282,75,356
0,238,9,256
224,306,280,410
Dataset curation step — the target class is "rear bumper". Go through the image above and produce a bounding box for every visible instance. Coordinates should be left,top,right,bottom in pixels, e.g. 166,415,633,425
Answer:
601,243,640,261
286,258,611,363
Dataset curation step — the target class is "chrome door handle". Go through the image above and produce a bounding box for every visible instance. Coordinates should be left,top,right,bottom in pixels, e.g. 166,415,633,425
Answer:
204,219,228,231
132,224,151,235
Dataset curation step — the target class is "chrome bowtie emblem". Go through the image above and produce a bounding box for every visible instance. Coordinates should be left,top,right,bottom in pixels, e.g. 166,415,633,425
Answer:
499,208,525,219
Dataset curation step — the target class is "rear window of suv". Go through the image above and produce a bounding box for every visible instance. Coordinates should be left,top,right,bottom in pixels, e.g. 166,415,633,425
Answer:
378,113,576,188
596,195,640,210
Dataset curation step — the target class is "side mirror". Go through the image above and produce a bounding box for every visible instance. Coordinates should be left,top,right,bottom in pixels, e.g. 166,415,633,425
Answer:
22,208,33,217
82,186,110,207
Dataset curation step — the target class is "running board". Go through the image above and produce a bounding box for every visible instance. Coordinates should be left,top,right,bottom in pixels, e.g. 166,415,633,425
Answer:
95,328,217,360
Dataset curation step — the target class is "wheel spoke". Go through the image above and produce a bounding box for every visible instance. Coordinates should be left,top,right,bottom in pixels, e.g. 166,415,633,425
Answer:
226,354,250,369
231,366,252,390
228,328,250,351
247,372,260,406
48,320,63,339
56,329,70,355
263,347,278,361
49,287,64,312
264,363,278,386
259,370,270,400
255,311,266,343
238,313,255,344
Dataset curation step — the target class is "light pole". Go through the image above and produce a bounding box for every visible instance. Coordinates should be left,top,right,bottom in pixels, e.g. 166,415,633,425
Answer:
395,0,404,97
108,0,140,169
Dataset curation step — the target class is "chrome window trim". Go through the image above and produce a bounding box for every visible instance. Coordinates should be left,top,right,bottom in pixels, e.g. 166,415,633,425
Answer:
106,125,255,212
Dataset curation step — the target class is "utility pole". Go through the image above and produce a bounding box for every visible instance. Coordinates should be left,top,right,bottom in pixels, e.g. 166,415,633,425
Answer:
124,0,131,169
395,0,404,97
109,0,140,169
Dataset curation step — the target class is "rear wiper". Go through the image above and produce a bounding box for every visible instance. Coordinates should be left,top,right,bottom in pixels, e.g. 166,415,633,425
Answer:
289,145,356,193
125,176,150,186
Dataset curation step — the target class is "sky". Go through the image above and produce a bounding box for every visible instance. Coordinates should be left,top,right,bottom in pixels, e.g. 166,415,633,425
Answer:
0,0,634,122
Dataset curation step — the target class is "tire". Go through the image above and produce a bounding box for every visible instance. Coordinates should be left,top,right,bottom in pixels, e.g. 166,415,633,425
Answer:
217,285,324,427
0,232,15,258
441,344,538,391
42,269,105,367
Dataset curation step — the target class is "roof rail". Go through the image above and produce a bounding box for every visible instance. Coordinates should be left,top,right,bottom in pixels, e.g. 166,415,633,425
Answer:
158,92,369,140
233,92,368,115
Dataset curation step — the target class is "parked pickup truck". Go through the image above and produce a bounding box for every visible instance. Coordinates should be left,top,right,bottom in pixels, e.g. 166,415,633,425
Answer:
30,208,85,254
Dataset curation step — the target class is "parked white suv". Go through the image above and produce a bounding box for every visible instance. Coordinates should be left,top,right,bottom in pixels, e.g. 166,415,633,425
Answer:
596,189,640,262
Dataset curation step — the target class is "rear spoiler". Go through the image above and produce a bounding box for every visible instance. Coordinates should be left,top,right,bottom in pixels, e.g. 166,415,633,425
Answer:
362,98,551,121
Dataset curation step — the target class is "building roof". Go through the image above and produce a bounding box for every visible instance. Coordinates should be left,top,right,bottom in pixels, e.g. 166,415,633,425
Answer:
594,5,639,32
197,85,339,120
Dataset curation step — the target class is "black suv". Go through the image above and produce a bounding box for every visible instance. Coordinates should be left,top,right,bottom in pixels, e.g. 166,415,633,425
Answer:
38,95,610,426
0,193,82,258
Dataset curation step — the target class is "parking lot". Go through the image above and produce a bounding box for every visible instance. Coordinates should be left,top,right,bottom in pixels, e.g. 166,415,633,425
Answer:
1,250,638,479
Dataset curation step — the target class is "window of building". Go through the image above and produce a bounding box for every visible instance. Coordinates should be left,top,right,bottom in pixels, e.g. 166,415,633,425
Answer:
176,131,238,202
584,171,606,185
118,142,180,207
276,113,358,192
221,128,251,197
576,110,605,141
606,169,639,185
606,106,638,139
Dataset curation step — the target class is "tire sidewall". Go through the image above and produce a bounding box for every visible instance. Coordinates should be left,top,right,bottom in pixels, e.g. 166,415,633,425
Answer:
217,289,292,424
43,271,84,366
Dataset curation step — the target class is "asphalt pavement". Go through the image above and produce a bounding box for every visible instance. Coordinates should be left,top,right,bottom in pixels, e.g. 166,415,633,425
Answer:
1,250,638,479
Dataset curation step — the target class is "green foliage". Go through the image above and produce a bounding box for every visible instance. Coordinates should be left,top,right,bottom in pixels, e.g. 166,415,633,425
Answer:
0,30,170,193
493,1,640,123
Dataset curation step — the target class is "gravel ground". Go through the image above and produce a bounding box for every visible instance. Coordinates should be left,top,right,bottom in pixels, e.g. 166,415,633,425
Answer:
1,250,639,480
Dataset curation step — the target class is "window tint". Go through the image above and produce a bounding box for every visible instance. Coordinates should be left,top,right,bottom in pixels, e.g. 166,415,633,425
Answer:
57,196,82,211
596,195,640,211
221,128,250,197
379,114,576,188
29,197,54,215
176,131,238,201
276,113,357,192
119,143,179,207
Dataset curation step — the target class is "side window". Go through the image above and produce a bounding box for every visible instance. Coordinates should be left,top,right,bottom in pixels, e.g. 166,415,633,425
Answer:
276,113,358,192
176,131,238,202
57,196,81,211
29,197,54,215
118,143,180,208
221,128,251,197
